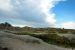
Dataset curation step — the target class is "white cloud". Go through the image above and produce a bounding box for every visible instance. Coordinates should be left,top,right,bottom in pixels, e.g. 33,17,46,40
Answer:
61,22,75,29
0,0,64,27
0,0,13,11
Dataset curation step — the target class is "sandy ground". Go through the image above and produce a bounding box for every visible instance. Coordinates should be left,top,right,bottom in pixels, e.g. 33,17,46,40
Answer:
0,31,72,50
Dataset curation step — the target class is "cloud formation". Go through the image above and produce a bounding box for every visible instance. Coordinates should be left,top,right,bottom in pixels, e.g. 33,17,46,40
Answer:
61,21,75,29
0,0,63,27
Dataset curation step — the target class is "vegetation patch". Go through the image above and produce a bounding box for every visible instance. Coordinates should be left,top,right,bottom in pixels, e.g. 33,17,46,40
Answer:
15,32,75,49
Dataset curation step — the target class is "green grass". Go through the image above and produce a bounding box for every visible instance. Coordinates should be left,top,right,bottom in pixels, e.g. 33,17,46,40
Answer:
14,32,75,48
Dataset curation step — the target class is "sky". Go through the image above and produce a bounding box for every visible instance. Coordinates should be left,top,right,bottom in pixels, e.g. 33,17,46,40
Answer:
0,0,75,29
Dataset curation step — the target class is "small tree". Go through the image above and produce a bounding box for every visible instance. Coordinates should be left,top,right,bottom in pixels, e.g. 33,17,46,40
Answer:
4,22,12,27
4,22,12,30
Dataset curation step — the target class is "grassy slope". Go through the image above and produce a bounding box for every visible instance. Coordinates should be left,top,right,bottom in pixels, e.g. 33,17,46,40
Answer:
14,32,75,48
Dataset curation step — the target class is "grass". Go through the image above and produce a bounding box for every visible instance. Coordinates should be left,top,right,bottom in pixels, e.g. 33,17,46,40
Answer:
14,32,75,48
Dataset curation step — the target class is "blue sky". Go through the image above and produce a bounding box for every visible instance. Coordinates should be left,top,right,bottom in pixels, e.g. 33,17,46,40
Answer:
0,0,75,29
53,0,75,29
53,0,75,23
